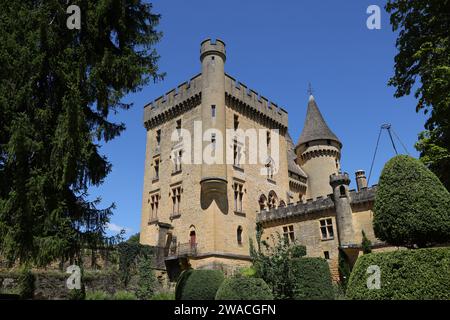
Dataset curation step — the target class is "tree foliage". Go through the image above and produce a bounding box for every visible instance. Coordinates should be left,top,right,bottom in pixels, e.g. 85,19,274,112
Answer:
385,0,450,190
0,1,162,266
250,226,307,299
373,155,450,247
361,230,372,254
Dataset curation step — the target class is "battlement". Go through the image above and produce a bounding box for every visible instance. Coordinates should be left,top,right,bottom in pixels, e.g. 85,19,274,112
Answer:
257,195,335,224
200,38,226,61
257,185,378,224
225,74,289,128
330,172,351,187
143,74,202,128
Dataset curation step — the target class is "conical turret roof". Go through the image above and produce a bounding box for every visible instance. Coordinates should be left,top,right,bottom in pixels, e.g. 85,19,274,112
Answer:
296,95,341,147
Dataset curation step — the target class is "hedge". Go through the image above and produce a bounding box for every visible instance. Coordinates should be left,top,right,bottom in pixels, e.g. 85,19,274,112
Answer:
215,275,273,300
346,248,450,300
175,269,224,300
290,257,334,300
373,155,450,247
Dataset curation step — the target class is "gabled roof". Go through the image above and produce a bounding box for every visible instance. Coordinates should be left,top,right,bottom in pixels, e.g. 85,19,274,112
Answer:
296,95,341,147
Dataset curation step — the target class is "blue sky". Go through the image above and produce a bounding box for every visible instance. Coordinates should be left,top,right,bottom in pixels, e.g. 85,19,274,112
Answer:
95,0,427,238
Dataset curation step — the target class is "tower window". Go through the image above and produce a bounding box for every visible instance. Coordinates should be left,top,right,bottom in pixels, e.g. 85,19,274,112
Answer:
320,218,334,240
266,131,271,146
211,105,216,118
211,56,215,60
156,129,161,147
149,193,159,221
171,186,182,217
176,119,182,139
233,182,244,213
173,150,182,173
233,141,242,167
234,115,239,130
340,185,346,197
283,225,295,243
237,226,243,245
153,158,160,181
324,251,330,260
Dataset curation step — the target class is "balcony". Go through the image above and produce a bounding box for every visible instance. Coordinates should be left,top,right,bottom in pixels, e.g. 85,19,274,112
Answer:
168,242,198,258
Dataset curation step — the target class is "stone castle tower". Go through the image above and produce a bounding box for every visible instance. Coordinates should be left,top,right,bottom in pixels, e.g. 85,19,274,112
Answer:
141,40,382,280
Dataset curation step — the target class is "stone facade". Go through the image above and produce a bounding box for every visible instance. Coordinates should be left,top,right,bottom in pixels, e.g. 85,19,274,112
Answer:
140,39,383,280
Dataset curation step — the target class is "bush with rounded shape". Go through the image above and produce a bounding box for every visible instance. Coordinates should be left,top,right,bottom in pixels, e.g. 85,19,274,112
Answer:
176,269,224,300
373,155,450,247
346,248,450,300
290,258,334,300
215,275,273,300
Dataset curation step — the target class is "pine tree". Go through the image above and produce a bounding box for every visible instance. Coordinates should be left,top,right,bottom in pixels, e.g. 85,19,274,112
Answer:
0,1,163,266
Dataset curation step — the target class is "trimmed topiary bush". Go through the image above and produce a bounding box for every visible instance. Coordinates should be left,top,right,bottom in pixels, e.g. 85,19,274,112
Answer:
175,269,224,300
290,257,334,300
215,275,273,300
347,247,450,300
373,155,450,247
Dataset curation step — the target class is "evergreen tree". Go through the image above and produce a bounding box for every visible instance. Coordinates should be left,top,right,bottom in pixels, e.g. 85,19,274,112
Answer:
361,230,372,254
0,1,163,266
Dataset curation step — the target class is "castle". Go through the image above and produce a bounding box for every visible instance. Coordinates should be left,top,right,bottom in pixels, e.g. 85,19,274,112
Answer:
140,39,383,280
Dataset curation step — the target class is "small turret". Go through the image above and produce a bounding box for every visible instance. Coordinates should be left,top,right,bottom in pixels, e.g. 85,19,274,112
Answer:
330,172,355,247
295,95,342,199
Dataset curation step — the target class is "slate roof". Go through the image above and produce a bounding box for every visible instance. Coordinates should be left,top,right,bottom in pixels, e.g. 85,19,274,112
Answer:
296,95,341,147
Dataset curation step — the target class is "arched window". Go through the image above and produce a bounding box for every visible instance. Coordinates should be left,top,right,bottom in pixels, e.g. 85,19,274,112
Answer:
237,226,243,245
259,194,267,211
268,191,278,209
189,225,196,250
339,185,346,197
279,200,286,208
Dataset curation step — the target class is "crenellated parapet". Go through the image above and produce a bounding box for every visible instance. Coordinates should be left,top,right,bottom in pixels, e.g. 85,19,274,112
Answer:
257,185,378,225
257,195,335,224
330,172,351,188
349,185,377,205
225,74,288,129
143,74,202,129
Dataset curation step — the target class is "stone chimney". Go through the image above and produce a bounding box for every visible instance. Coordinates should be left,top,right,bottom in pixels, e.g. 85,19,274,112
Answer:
355,170,368,191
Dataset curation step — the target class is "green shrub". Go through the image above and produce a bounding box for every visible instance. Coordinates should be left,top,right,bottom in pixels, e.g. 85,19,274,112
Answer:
347,247,450,300
136,256,156,300
176,269,224,300
175,269,193,300
85,290,111,300
17,267,35,299
361,230,372,254
373,155,450,247
151,291,175,300
113,290,137,300
215,275,273,300
290,258,334,300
